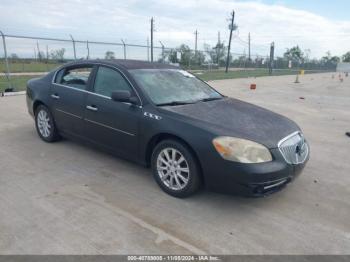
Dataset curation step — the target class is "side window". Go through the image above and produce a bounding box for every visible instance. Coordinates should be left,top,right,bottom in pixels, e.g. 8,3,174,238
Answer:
60,66,92,90
94,66,132,97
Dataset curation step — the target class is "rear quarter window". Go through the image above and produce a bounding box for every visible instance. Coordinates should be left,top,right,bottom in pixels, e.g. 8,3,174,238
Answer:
55,66,93,90
54,69,65,83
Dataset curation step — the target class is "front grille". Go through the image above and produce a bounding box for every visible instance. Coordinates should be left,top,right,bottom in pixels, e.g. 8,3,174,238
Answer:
278,131,309,164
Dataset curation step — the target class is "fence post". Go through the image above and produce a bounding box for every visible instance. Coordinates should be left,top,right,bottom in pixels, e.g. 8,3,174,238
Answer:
86,40,90,59
0,30,12,90
159,41,165,63
121,39,126,59
70,34,77,60
269,42,275,75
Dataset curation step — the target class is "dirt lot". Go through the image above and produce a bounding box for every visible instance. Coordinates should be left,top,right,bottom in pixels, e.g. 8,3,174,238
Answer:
0,73,349,254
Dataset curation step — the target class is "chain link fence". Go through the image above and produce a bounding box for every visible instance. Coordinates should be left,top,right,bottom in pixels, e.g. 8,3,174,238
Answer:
0,33,336,93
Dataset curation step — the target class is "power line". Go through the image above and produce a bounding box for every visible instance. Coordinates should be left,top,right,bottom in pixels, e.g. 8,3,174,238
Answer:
236,36,248,44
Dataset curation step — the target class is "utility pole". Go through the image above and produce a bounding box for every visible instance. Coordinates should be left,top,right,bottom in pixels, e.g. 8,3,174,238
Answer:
147,38,150,61
194,29,198,57
225,10,235,73
269,42,275,75
150,17,154,62
36,41,41,61
217,31,221,64
46,45,49,63
248,32,251,62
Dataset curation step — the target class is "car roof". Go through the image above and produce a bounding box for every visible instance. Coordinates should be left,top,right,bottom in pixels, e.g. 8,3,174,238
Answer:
64,59,180,70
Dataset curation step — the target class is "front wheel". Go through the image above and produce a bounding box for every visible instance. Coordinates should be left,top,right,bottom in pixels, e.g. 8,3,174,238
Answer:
151,139,201,198
35,105,60,142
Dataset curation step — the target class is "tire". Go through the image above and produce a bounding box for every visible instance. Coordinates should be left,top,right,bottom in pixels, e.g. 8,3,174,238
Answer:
35,105,60,142
151,139,201,198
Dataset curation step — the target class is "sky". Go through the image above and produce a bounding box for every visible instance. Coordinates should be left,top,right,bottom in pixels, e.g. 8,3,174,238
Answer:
0,0,349,59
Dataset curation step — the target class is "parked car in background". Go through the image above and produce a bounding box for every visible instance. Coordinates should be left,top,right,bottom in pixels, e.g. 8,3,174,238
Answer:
26,60,309,198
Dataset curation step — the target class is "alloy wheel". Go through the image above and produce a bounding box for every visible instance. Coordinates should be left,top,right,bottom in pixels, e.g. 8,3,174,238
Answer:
37,110,51,138
156,148,190,190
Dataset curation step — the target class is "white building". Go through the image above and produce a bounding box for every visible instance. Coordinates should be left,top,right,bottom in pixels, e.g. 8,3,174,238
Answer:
337,62,350,72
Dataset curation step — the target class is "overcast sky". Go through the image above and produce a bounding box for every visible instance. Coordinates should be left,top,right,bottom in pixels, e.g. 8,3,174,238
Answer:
1,0,349,58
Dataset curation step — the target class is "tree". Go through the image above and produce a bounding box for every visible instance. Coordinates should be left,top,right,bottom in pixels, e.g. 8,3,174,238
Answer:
204,44,215,62
283,46,304,63
50,48,66,62
165,44,194,66
105,51,115,59
10,53,19,60
177,44,193,66
342,52,350,62
192,50,206,65
164,49,178,63
204,42,227,66
37,51,45,61
321,51,340,64
304,49,311,62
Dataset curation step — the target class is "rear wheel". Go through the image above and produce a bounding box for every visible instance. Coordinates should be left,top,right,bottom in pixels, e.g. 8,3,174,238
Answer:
151,139,201,198
35,105,60,142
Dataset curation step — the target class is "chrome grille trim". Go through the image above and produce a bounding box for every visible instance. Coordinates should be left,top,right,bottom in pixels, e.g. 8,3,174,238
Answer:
278,131,309,165
263,179,288,190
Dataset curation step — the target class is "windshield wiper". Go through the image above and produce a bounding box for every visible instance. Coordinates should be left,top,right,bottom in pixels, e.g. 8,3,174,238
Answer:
197,97,223,102
156,100,196,106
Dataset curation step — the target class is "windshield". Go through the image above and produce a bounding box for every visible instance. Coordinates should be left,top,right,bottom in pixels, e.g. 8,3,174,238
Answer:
129,69,223,105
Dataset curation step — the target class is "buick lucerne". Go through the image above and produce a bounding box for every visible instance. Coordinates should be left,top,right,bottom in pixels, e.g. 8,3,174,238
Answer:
26,60,309,198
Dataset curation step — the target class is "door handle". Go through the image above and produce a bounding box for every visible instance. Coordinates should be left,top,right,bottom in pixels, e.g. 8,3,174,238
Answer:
86,105,98,112
51,94,60,99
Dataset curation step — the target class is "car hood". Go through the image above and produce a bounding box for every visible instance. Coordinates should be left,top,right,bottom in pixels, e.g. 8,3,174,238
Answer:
161,97,300,148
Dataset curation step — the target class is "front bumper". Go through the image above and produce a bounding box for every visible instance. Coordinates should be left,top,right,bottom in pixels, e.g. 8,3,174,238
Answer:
201,147,309,197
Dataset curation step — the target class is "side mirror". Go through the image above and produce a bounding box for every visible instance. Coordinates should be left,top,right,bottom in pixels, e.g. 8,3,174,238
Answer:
111,90,138,105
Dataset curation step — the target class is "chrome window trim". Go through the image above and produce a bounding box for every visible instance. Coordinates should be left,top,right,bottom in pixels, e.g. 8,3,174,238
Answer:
51,62,143,107
53,82,111,100
84,118,135,137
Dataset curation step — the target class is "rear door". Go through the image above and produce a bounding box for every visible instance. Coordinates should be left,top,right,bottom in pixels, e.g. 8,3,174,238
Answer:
83,65,142,158
50,65,93,136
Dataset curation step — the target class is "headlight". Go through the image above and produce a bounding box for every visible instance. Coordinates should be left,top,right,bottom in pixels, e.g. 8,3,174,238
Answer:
212,136,272,163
